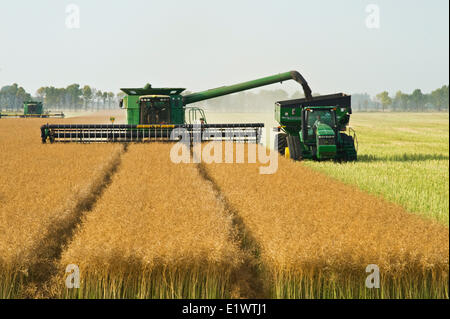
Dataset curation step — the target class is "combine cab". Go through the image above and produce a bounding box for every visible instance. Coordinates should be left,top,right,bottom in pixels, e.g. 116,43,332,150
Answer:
41,71,312,144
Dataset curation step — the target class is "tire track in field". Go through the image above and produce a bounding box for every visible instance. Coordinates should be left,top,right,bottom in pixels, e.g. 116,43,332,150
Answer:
22,144,129,298
197,163,267,299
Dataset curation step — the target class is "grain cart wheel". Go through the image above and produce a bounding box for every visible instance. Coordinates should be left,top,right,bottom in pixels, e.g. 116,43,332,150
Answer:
286,135,303,161
275,133,287,156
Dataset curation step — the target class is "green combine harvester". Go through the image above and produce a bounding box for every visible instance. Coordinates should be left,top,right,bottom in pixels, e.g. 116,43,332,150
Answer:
0,101,64,119
40,71,312,144
274,93,357,161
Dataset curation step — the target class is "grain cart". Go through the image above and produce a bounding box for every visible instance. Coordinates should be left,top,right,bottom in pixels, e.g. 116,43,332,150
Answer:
274,93,357,161
0,101,65,118
40,71,312,143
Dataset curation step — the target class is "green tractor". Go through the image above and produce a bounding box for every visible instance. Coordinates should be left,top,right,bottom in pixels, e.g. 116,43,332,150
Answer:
274,93,357,161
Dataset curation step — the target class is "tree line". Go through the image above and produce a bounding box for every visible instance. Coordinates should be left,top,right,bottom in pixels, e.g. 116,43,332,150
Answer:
0,84,32,110
192,85,449,113
35,84,121,111
353,85,449,112
0,83,124,111
1,83,448,113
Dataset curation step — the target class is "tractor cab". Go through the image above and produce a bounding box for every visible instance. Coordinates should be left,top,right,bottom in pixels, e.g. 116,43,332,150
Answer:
303,107,337,138
302,107,338,159
305,108,335,128
303,107,337,143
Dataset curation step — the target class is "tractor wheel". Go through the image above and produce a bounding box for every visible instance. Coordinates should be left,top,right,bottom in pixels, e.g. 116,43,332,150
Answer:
340,133,357,162
286,135,303,161
275,133,287,156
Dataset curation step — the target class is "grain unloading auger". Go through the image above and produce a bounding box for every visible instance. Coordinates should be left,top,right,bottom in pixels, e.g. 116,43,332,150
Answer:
40,71,311,144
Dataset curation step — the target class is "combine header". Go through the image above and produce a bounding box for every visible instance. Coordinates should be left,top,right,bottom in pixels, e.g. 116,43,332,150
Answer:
0,101,64,119
40,123,264,144
40,71,311,144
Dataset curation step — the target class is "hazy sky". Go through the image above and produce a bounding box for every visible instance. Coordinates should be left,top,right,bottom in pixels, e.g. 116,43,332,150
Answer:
0,0,448,96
